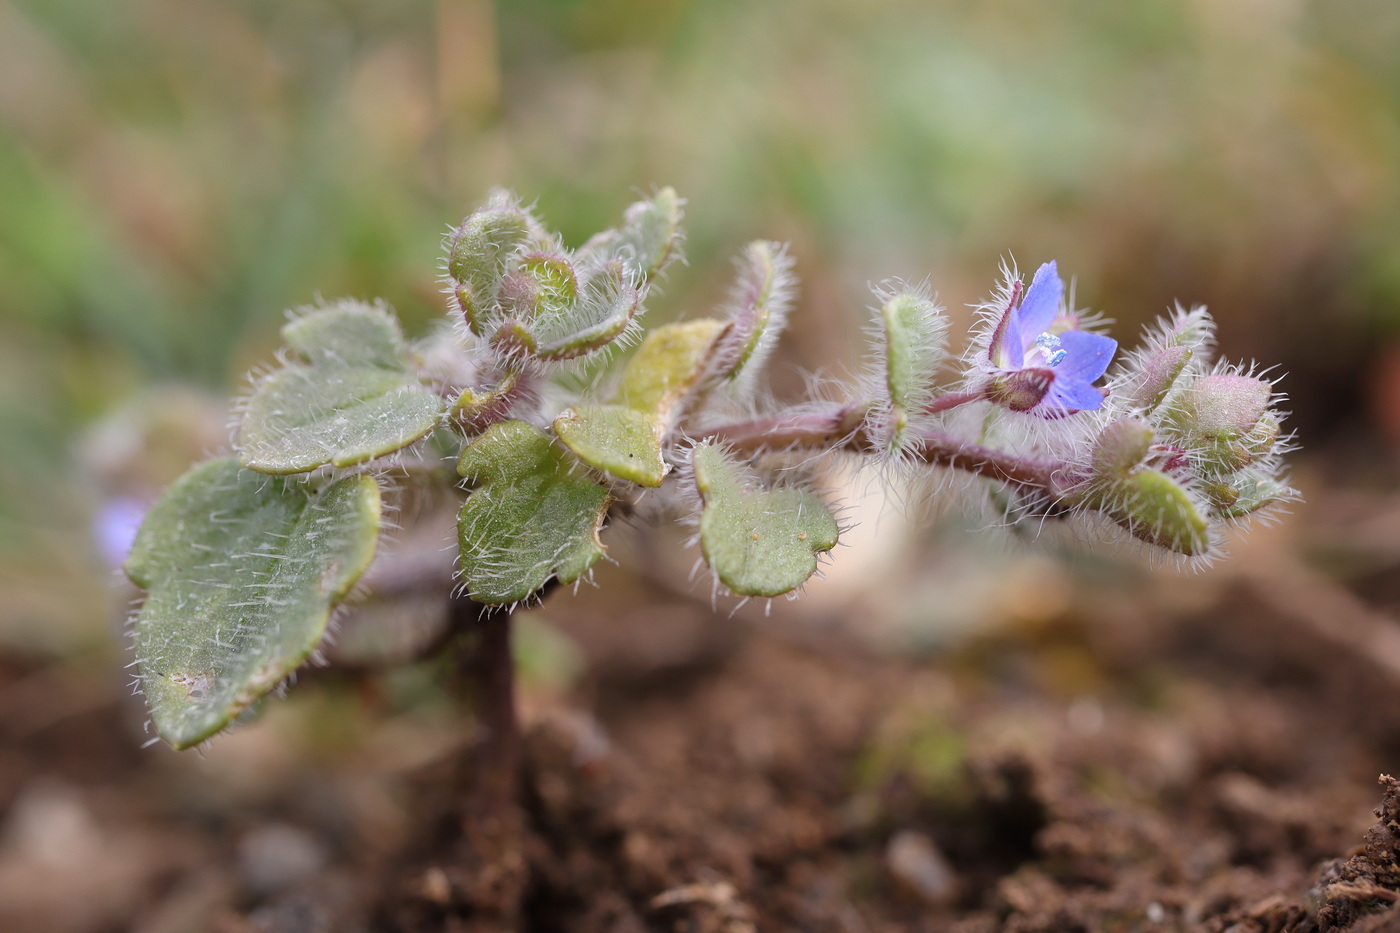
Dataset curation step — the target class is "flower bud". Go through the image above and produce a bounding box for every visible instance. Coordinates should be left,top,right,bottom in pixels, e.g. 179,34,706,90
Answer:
1176,373,1270,435
1130,344,1192,412
1167,373,1274,475
1216,475,1287,519
1101,468,1211,556
1089,419,1154,480
448,199,532,335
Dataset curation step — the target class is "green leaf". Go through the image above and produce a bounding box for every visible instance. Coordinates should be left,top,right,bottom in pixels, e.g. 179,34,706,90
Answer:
457,420,611,605
126,458,380,749
281,301,409,368
238,300,445,474
551,319,728,486
872,288,946,452
617,318,729,418
553,405,665,487
710,240,794,385
577,187,684,283
1097,468,1212,556
691,442,839,597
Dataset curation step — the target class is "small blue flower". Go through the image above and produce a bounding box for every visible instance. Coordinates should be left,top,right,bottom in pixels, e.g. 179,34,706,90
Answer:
986,261,1117,413
93,496,147,569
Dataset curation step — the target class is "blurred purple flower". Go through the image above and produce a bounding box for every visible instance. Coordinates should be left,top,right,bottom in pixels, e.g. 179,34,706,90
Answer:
93,497,147,569
986,261,1117,414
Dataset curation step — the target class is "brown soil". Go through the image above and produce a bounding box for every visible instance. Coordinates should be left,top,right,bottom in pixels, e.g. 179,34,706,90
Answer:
4,531,1400,932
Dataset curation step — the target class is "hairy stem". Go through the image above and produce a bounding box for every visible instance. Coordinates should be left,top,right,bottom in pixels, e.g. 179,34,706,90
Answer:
707,404,871,451
907,427,1068,492
920,389,983,414
704,405,1072,495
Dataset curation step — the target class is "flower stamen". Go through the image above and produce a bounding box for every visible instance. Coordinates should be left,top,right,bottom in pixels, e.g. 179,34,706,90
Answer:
1034,332,1068,367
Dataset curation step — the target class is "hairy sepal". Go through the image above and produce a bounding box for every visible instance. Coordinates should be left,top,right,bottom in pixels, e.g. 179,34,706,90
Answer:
1082,467,1212,557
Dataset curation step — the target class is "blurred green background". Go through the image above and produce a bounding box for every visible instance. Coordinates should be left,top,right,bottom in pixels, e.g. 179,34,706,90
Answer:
2,0,1399,653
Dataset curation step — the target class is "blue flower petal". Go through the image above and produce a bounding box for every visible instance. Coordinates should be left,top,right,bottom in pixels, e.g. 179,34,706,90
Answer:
1045,377,1106,412
1016,262,1062,342
1000,307,1026,368
1055,331,1117,382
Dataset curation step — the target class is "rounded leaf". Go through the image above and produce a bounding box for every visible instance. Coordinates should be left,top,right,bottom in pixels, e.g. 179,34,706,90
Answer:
126,458,381,749
238,300,444,474
553,406,666,487
692,442,839,597
457,421,611,605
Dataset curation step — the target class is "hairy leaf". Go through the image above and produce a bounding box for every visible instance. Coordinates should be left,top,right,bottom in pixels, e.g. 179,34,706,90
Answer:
126,458,380,749
457,420,610,605
617,319,729,419
552,319,728,485
553,405,666,487
239,300,444,474
577,187,684,283
710,240,795,386
692,442,839,597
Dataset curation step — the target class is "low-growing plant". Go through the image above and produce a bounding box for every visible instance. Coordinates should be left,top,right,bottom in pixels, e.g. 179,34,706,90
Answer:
121,188,1293,837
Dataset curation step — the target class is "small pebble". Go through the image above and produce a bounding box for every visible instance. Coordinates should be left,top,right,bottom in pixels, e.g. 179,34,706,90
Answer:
886,829,957,907
238,823,329,898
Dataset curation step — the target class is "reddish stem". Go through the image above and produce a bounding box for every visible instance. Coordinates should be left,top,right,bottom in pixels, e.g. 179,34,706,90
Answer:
707,404,870,451
920,389,984,414
449,593,520,817
906,427,1068,492
703,405,1074,495
443,591,527,923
